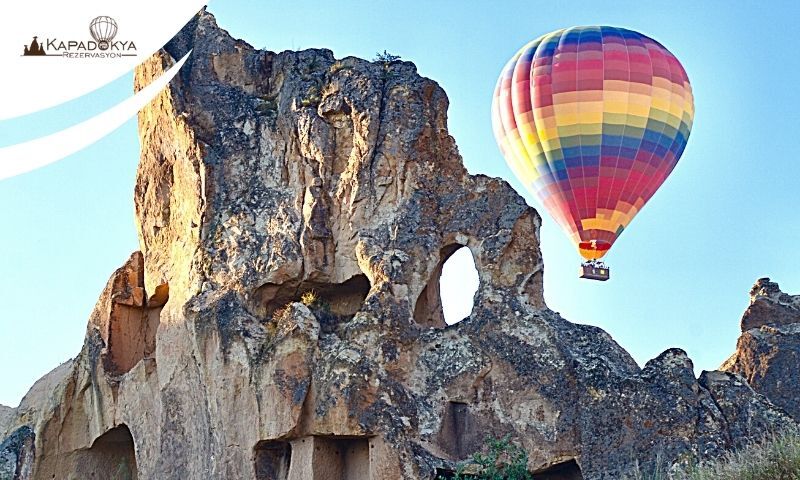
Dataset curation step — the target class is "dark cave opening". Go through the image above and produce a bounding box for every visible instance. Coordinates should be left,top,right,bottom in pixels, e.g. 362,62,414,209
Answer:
434,467,459,479
438,401,479,459
257,274,370,316
435,457,583,480
254,440,292,480
74,424,138,480
533,459,583,480
313,436,370,480
253,435,372,480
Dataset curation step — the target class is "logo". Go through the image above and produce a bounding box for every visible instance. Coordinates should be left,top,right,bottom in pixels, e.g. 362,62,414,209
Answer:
89,16,117,51
22,16,137,59
22,36,46,56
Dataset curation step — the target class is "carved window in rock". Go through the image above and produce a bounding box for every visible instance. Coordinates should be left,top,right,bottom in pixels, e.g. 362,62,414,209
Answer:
254,440,291,480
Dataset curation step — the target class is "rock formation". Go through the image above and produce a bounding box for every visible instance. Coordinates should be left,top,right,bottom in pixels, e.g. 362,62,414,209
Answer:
0,9,795,480
0,406,13,438
722,278,800,420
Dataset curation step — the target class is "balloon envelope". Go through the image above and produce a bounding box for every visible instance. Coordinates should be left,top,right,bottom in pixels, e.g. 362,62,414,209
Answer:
492,27,693,260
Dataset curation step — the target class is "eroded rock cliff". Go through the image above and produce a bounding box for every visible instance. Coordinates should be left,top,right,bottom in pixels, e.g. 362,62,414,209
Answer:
0,9,795,480
722,278,800,420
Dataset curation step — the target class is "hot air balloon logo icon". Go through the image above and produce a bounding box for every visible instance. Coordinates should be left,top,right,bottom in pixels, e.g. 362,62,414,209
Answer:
89,16,118,51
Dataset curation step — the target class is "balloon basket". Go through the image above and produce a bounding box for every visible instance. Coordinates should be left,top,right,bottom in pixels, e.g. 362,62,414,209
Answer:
580,261,610,281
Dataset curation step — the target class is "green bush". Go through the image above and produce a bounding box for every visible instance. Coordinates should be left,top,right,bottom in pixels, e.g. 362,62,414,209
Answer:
373,50,401,82
439,435,532,480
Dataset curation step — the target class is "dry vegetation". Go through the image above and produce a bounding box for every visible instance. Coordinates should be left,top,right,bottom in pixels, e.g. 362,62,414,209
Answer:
633,430,800,480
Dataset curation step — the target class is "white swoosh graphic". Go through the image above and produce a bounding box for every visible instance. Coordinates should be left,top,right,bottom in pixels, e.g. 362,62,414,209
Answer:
0,0,206,120
0,51,191,181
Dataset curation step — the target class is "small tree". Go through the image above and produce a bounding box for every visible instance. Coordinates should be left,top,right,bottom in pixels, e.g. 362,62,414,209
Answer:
374,50,401,64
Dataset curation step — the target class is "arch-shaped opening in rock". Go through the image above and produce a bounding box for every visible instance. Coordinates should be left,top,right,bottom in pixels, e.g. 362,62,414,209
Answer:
254,440,292,480
440,247,479,326
533,459,583,480
73,424,138,479
415,244,478,328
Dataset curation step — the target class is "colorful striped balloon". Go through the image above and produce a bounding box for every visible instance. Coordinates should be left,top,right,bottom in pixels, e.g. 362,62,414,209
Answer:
492,27,693,260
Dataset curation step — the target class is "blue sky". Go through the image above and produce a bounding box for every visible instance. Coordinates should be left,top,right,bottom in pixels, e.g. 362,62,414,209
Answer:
1,0,799,407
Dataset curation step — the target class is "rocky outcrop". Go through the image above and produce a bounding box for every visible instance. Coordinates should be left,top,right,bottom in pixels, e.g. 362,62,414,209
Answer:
0,426,34,480
722,278,800,420
0,406,13,438
1,9,795,480
739,278,800,332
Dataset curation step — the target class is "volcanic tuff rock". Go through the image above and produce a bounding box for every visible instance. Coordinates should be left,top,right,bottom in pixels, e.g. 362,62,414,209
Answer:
722,278,800,420
740,277,800,331
0,9,795,480
0,406,13,437
0,426,34,480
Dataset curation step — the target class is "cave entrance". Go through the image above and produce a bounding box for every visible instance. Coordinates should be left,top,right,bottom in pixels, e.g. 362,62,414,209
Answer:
73,424,138,480
254,440,292,480
434,467,459,479
532,459,583,480
415,244,478,328
438,401,480,459
314,437,370,480
256,275,370,320
253,435,371,480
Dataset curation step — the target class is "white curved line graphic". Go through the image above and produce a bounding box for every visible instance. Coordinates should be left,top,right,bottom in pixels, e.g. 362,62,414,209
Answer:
0,0,207,120
0,51,191,181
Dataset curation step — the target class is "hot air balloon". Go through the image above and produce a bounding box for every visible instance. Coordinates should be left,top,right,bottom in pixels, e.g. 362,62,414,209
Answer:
89,16,118,51
492,27,693,281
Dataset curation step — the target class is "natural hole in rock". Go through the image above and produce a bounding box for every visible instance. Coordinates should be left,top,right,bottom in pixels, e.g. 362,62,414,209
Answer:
532,459,583,480
415,245,478,328
254,440,291,480
104,283,167,377
73,424,138,479
434,467,458,479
